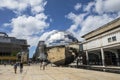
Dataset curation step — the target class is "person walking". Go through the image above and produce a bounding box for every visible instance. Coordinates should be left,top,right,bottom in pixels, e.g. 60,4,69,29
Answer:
42,60,46,70
14,62,18,74
20,62,23,73
40,59,43,70
4,63,6,67
76,56,80,68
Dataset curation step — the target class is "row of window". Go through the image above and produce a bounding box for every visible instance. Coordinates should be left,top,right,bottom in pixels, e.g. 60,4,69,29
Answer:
0,53,11,56
108,36,117,43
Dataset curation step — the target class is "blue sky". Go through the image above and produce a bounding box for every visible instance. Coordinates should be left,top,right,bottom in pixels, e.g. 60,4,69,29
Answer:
0,0,120,58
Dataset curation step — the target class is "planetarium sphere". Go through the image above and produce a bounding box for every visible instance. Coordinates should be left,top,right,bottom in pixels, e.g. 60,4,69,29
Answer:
45,31,78,47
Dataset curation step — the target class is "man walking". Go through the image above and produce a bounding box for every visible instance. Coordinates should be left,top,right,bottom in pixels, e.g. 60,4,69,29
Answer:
40,59,43,70
20,62,23,73
42,60,46,70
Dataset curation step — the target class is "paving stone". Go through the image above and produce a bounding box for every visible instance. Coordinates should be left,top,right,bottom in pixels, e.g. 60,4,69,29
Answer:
0,65,120,80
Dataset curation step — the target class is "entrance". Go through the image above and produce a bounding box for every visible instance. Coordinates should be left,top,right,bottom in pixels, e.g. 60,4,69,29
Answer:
104,51,117,66
89,52,101,65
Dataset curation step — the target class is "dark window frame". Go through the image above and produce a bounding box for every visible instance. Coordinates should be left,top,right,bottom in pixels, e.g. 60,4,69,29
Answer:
112,36,117,41
108,37,112,43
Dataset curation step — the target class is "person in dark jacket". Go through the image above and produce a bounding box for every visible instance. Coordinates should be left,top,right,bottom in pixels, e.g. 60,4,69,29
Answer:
20,62,23,73
14,62,18,74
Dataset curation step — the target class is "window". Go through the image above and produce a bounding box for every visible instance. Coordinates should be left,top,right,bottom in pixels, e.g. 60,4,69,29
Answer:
108,36,117,43
112,36,117,41
108,37,112,42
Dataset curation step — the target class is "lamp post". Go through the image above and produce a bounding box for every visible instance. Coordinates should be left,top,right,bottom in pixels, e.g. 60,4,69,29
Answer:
21,52,23,63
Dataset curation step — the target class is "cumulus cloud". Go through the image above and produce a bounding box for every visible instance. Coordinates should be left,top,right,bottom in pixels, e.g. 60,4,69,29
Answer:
30,0,47,14
6,13,49,46
84,2,95,12
1,0,49,47
95,0,104,14
74,3,82,11
67,0,120,41
66,12,87,39
0,0,27,12
95,0,120,14
11,15,47,36
0,0,47,14
80,15,114,35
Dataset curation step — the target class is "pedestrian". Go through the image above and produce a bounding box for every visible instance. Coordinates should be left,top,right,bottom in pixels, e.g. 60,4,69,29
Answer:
28,62,30,66
4,63,6,66
42,60,46,70
76,56,80,68
40,59,43,70
14,62,18,74
20,62,23,73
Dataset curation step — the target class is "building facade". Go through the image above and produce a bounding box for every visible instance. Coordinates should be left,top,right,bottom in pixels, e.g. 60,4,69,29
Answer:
33,41,47,61
82,17,120,66
0,32,29,64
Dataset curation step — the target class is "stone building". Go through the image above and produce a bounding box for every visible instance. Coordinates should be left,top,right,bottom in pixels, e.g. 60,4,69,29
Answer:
47,42,80,66
82,17,120,66
0,32,29,64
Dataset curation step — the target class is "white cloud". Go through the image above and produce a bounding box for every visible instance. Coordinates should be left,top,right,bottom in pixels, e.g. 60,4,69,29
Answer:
66,12,87,38
104,0,120,13
6,13,49,46
95,0,104,14
67,13,117,41
67,0,120,41
84,2,95,12
80,15,114,35
0,0,47,14
74,3,82,11
30,0,47,14
39,30,57,41
1,0,49,47
95,0,120,14
0,0,27,11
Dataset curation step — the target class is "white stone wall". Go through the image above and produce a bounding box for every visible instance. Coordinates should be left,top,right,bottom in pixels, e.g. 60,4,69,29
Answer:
86,38,101,50
102,31,120,46
83,29,120,50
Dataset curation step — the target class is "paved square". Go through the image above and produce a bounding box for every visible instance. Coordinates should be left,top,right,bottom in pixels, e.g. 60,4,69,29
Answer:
0,64,120,80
